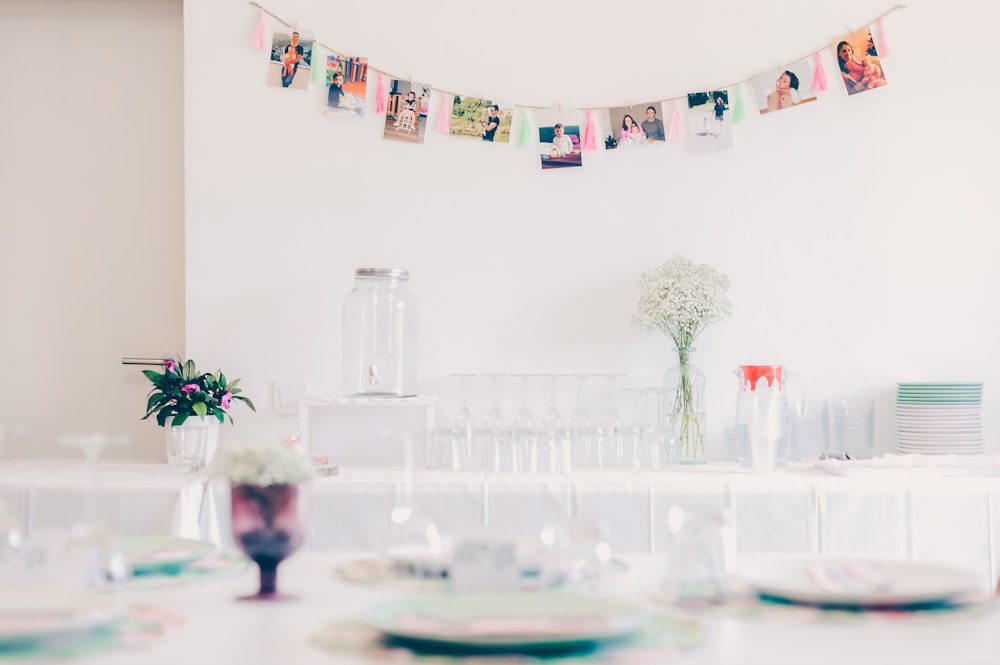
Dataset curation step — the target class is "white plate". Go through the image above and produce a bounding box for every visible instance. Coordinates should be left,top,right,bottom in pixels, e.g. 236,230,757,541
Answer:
0,589,122,648
119,535,216,575
813,460,1000,477
363,592,645,649
739,557,981,608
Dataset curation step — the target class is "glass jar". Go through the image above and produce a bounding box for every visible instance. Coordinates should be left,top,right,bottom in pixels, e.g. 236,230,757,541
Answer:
342,268,418,397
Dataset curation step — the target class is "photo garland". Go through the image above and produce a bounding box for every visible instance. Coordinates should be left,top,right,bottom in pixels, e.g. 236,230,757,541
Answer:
251,3,900,170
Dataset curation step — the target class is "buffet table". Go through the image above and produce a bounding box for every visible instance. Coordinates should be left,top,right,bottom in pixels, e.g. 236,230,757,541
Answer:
4,461,999,592
0,461,208,540
212,465,1000,592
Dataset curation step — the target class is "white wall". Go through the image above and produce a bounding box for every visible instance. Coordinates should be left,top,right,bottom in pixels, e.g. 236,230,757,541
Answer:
184,0,1000,457
0,0,185,459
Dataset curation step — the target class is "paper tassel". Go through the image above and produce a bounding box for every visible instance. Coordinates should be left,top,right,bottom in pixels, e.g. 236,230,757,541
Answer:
436,93,452,133
876,18,890,56
515,108,533,147
581,109,597,152
731,83,746,124
252,8,267,49
310,46,326,86
374,73,387,115
812,52,828,92
666,101,683,141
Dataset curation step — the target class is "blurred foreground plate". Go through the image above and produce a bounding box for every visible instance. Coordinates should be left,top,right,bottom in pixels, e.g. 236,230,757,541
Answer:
363,592,645,650
739,556,981,608
0,589,122,649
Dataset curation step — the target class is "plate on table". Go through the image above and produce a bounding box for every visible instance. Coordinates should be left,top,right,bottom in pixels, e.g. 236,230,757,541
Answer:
739,557,982,608
0,589,122,649
363,592,645,651
119,535,216,576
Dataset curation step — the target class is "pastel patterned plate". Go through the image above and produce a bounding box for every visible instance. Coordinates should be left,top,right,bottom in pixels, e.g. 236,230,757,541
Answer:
119,536,217,576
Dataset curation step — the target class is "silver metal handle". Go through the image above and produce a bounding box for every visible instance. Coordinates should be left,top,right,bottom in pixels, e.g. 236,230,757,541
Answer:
122,357,168,366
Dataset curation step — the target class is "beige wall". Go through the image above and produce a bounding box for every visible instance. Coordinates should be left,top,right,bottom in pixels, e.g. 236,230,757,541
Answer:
0,0,185,459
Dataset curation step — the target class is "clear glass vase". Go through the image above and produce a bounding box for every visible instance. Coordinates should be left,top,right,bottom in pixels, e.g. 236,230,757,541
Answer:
664,347,706,464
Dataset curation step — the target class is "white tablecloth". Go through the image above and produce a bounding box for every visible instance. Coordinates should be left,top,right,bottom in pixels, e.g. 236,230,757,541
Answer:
0,460,208,540
10,552,1000,665
236,465,1000,591
5,461,1000,592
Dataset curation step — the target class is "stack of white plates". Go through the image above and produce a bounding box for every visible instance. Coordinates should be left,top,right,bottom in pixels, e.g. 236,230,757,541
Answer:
895,383,983,455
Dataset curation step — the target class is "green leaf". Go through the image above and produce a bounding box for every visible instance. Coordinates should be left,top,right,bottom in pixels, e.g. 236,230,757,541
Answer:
193,402,208,419
172,412,188,426
215,411,225,424
156,411,169,427
227,378,241,391
142,369,163,382
234,395,257,412
218,372,227,388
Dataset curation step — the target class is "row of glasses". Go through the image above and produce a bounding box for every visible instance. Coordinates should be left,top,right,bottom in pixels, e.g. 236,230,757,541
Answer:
431,375,680,473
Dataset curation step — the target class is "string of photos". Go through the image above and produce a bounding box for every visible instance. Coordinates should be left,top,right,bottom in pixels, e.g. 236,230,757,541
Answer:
250,2,904,171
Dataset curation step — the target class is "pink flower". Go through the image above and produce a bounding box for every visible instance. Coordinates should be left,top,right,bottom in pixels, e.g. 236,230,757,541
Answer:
165,359,176,373
220,392,233,409
181,383,199,394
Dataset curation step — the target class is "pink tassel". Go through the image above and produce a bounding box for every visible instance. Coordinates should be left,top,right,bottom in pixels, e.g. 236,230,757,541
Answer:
374,73,387,115
436,92,452,133
812,52,828,92
666,101,682,141
252,8,267,49
876,18,890,56
581,110,597,152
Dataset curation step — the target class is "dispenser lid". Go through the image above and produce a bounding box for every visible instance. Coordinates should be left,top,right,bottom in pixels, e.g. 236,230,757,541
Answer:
740,365,784,391
355,268,409,280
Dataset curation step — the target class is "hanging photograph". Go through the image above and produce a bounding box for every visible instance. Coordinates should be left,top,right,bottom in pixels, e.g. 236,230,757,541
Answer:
686,90,733,152
266,30,314,90
383,80,431,144
639,102,666,142
606,105,659,148
834,28,888,96
449,97,513,143
325,55,368,117
536,109,583,170
751,60,817,115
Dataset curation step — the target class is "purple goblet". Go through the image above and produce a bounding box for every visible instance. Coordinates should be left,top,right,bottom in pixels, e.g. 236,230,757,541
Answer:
230,483,306,600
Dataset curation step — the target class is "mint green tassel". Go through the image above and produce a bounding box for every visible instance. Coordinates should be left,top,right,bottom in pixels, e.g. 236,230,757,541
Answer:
731,83,745,124
310,46,327,86
515,108,533,147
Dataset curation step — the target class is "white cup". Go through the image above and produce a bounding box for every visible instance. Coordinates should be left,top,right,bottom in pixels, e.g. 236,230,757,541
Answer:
167,426,207,473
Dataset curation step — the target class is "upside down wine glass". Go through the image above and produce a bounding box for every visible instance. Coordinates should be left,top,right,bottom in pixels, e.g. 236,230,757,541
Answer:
58,433,129,589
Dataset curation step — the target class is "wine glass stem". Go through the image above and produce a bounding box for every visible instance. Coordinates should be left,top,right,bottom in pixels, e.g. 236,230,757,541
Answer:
259,564,277,595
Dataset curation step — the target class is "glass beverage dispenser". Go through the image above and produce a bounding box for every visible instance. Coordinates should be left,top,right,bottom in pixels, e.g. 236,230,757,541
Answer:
342,268,418,397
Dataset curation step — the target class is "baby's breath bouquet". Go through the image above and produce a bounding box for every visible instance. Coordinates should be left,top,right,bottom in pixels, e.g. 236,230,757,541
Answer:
212,444,316,487
632,256,731,462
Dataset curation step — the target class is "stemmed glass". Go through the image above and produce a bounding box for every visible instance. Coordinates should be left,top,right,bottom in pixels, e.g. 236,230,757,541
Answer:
512,375,536,472
230,481,307,600
513,375,534,432
538,375,566,473
57,433,129,589
622,388,646,470
596,375,625,469
451,374,475,468
569,375,594,469
483,374,505,433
